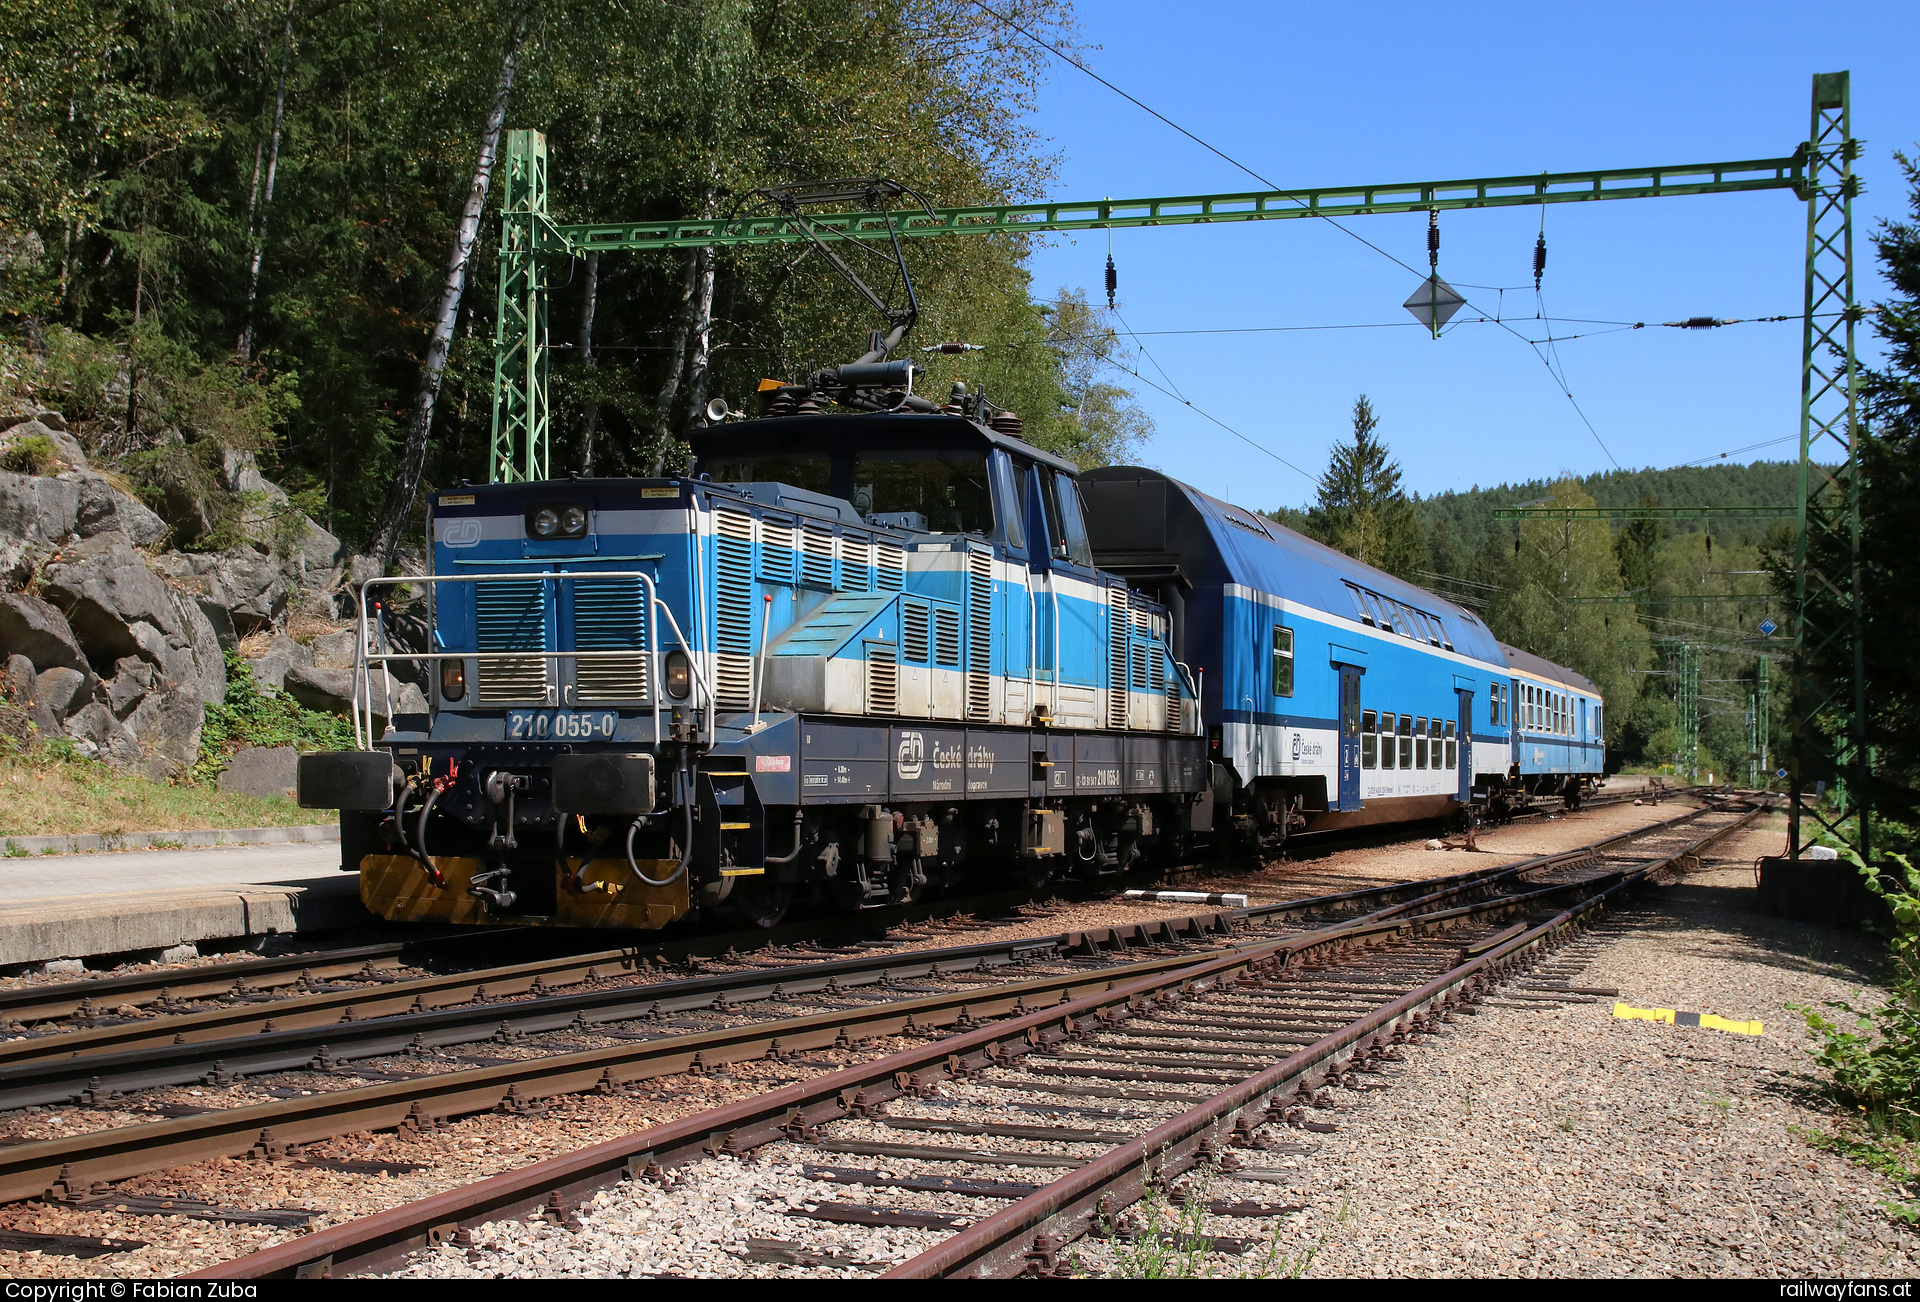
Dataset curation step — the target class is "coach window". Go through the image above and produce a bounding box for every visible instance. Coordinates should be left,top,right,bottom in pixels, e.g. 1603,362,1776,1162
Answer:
1414,717,1429,769
1444,719,1458,769
1361,710,1378,767
1271,626,1294,697
1379,712,1396,770
1398,714,1414,769
1430,718,1444,767
1488,689,1499,727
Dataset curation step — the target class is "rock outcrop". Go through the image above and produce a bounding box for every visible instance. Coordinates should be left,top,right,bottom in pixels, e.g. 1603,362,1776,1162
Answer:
0,411,373,778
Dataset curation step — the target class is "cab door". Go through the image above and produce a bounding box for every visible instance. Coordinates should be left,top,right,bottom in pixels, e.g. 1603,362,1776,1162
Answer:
1338,666,1363,810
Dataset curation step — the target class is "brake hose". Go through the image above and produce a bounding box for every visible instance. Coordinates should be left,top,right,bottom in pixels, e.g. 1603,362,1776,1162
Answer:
415,782,448,888
624,803,691,889
559,815,603,894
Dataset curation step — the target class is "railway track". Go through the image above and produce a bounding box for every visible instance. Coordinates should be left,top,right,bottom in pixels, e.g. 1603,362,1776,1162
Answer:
144,795,1768,1279
0,799,1725,1114
0,778,1701,1034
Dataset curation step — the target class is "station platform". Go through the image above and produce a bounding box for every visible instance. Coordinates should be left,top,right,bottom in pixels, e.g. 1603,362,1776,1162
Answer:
0,840,365,969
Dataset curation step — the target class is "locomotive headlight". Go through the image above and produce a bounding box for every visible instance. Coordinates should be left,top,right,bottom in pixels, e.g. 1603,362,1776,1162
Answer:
532,507,560,537
440,659,466,702
664,649,693,701
560,505,587,535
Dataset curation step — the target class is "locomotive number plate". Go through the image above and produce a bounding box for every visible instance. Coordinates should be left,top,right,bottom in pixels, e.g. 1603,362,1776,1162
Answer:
505,710,619,741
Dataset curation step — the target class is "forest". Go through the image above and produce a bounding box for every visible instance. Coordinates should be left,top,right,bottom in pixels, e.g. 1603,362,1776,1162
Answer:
0,0,1141,563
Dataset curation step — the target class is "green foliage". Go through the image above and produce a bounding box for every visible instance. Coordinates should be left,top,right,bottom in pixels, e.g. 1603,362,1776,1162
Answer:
0,434,55,476
1301,395,1427,580
1087,1166,1322,1280
1795,849,1920,1217
1,0,1122,557
192,650,353,784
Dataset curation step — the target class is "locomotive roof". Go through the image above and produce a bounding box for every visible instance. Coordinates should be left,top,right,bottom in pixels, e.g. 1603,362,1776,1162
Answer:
1499,642,1600,695
1080,466,1509,668
686,412,1084,476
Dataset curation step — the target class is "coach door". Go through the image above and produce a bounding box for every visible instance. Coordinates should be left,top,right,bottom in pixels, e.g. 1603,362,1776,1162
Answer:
1455,688,1474,803
1338,665,1363,810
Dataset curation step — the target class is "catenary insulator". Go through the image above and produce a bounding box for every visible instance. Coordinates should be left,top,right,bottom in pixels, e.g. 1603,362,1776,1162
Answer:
1533,235,1546,291
1427,210,1439,269
1105,254,1117,309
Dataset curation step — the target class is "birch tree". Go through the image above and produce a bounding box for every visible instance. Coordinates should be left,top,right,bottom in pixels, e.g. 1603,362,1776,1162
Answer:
369,2,534,570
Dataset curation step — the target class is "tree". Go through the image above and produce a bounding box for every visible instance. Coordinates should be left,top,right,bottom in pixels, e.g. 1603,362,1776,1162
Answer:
1492,477,1648,747
1791,148,1920,847
1305,395,1427,579
370,1,534,570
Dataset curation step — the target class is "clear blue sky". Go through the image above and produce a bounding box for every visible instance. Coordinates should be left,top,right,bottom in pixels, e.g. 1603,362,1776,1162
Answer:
1012,0,1919,512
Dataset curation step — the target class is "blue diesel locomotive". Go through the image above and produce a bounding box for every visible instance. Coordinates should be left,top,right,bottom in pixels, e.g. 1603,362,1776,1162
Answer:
298,383,1602,931
298,375,1208,931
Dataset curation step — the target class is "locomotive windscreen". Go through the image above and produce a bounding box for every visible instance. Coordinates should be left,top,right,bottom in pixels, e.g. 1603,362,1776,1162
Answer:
702,451,832,494
850,448,994,535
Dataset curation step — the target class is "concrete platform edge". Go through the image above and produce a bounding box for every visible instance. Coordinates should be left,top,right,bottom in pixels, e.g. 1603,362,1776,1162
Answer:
0,878,366,968
0,823,340,858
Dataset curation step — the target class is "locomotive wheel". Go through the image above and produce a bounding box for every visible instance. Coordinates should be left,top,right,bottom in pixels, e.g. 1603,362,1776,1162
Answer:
889,859,930,906
726,879,791,929
1015,860,1052,892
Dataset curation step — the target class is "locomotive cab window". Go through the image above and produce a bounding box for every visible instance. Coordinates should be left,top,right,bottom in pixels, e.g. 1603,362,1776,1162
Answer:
1361,709,1377,767
997,456,1027,550
1380,712,1396,770
1271,625,1294,697
1053,473,1094,567
850,449,994,536
704,451,832,495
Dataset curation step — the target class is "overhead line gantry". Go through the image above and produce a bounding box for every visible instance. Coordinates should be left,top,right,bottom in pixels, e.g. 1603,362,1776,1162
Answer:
485,71,1866,864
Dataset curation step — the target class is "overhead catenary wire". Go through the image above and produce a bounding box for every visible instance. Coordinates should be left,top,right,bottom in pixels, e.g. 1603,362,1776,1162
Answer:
967,0,1628,466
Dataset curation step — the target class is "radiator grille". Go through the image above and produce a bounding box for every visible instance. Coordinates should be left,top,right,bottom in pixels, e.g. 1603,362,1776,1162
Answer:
1149,644,1167,693
572,577,647,703
476,579,548,703
865,643,898,714
714,507,755,709
1107,586,1129,729
1130,642,1149,691
1165,663,1184,733
758,518,795,585
933,607,961,667
902,601,929,662
801,525,835,588
841,535,873,592
877,539,905,591
966,550,992,721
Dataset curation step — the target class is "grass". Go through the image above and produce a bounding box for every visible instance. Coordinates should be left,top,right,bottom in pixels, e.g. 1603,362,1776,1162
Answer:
1078,1163,1332,1280
0,747,330,837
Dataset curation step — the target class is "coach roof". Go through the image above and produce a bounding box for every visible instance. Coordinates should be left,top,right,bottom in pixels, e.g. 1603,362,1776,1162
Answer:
1081,467,1509,668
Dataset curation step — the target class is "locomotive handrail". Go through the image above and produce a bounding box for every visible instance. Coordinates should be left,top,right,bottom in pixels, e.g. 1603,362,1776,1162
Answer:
350,571,699,749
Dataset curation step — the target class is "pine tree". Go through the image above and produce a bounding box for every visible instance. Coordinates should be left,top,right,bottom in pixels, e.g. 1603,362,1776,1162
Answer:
1796,149,1920,844
1306,395,1427,579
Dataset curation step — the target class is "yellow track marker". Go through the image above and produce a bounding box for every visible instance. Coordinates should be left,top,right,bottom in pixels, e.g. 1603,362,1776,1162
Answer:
1613,1002,1762,1036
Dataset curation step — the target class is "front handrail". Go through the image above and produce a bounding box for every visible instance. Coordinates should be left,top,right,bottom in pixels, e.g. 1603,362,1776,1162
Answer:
350,571,711,750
